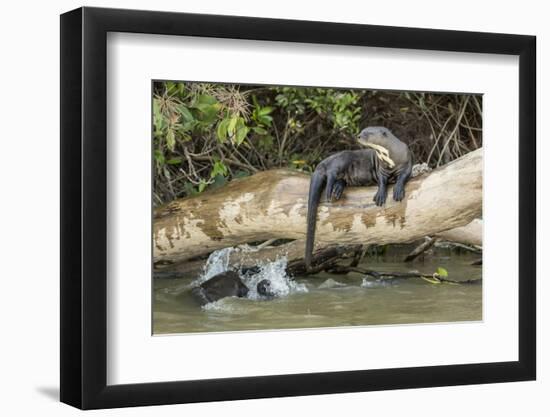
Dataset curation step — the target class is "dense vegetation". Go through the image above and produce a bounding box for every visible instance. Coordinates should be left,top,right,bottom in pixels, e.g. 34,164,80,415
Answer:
153,81,482,206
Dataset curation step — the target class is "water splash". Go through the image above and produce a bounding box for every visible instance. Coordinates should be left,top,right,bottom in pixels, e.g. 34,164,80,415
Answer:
203,247,234,280
240,256,308,300
190,247,235,288
195,246,308,301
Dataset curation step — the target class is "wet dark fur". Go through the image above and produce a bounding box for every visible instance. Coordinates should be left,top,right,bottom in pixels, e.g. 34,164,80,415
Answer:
305,127,412,269
191,271,249,305
191,272,276,305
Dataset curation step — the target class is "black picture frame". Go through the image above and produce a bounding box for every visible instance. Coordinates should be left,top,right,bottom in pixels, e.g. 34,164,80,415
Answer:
60,6,536,410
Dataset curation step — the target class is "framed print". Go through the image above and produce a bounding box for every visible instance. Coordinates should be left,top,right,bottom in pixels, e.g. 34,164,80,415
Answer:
60,6,536,409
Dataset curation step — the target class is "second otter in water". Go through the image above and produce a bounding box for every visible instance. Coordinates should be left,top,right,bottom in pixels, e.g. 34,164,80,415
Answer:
305,126,413,269
191,271,276,305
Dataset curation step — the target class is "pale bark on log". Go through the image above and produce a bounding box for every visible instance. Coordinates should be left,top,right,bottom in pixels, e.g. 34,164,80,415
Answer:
155,220,481,279
436,219,483,247
154,148,483,264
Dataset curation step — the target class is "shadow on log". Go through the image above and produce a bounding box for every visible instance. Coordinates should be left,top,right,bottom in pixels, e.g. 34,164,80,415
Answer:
154,148,483,265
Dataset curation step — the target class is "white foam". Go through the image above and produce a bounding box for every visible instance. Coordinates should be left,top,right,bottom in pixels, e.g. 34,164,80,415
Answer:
318,278,347,289
201,298,236,312
191,246,235,287
195,246,308,300
240,256,308,300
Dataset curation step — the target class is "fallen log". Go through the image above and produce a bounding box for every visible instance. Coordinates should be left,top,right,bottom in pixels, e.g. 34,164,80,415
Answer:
154,148,482,264
436,218,482,247
401,218,482,262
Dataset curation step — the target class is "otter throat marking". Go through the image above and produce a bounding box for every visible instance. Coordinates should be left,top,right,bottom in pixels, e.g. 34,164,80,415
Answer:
363,142,396,168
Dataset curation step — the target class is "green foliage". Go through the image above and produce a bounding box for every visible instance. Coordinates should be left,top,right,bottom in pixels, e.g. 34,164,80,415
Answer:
257,135,274,152
152,81,482,205
274,87,362,134
436,267,448,278
251,98,274,127
216,113,253,145
421,266,449,284
153,84,275,165
197,180,207,193
210,160,228,179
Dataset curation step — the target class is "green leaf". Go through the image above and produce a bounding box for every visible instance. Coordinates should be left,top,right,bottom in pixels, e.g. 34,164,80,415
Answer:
211,174,226,189
166,158,182,165
210,160,228,179
196,94,218,106
228,116,238,136
153,98,164,133
258,135,274,151
252,126,268,135
198,181,207,193
165,81,177,95
180,120,197,133
153,150,165,165
177,83,185,97
194,95,221,125
177,105,194,123
258,106,274,116
234,118,249,145
258,115,273,125
183,182,198,196
216,118,230,142
235,127,249,145
166,129,176,151
198,107,219,125
436,267,448,278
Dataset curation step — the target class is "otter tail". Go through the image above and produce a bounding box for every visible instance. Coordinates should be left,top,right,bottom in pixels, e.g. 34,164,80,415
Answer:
305,170,325,270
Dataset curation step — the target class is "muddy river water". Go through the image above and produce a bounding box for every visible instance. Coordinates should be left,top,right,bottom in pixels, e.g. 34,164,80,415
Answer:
153,247,482,334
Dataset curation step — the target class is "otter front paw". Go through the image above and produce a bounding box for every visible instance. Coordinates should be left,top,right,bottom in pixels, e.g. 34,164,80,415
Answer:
373,189,387,206
332,181,345,200
393,185,405,202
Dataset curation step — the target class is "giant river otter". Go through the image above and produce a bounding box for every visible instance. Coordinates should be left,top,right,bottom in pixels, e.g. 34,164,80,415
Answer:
305,126,413,269
191,271,276,305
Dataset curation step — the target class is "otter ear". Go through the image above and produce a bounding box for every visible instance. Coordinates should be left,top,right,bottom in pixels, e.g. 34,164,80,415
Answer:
382,131,387,137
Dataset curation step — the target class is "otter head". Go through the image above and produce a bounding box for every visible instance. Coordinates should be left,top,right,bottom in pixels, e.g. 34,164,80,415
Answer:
357,127,395,168
256,279,276,299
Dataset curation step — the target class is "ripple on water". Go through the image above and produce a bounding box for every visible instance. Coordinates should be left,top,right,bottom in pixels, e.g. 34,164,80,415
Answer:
318,278,347,289
153,247,483,334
